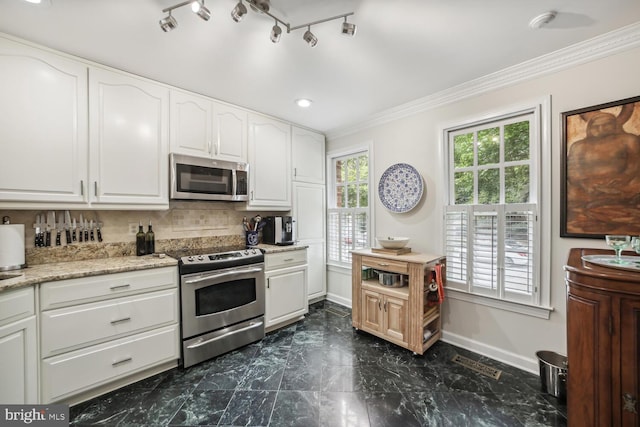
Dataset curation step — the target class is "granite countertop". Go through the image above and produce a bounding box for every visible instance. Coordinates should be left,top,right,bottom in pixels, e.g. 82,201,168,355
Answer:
0,255,178,293
255,243,308,254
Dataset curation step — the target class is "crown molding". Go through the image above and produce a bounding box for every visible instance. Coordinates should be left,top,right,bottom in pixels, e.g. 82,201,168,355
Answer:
326,21,640,140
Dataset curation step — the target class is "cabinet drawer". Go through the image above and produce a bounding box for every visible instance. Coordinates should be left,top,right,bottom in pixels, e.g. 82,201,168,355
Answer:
361,256,408,274
41,324,179,403
265,250,307,270
40,267,177,309
0,286,34,327
41,289,178,357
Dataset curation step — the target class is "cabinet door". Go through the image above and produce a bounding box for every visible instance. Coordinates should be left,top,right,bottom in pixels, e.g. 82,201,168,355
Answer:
0,316,38,403
383,295,408,345
265,266,308,328
361,289,383,332
89,67,169,207
306,241,326,300
0,37,88,204
567,287,612,427
292,127,325,184
247,113,291,208
620,297,640,426
214,102,247,162
170,90,212,157
293,183,325,241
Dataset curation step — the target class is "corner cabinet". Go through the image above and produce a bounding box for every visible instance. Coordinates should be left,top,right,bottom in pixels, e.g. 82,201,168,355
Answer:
246,113,291,210
264,249,308,331
565,248,640,427
352,249,445,354
89,67,169,208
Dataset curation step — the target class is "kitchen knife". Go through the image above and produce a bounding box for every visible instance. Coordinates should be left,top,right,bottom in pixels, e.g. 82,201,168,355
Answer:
96,221,103,242
54,211,61,246
72,218,77,242
45,212,52,247
90,220,95,241
34,214,41,247
84,219,89,242
79,214,84,242
64,211,72,244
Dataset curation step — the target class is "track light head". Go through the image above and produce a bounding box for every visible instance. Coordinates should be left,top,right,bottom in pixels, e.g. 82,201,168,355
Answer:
231,1,247,22
303,26,318,47
159,12,178,32
270,22,282,43
342,17,357,36
191,1,211,21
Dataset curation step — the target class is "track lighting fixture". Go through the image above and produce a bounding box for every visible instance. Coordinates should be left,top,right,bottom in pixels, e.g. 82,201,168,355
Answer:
158,0,356,46
342,16,357,36
302,26,318,47
159,11,178,32
231,1,248,23
191,1,211,21
270,21,282,43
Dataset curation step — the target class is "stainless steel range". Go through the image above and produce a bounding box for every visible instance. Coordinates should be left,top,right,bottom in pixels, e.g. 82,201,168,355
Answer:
169,247,265,368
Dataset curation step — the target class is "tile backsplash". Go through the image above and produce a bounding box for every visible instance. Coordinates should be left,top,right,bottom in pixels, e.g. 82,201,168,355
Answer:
3,201,286,251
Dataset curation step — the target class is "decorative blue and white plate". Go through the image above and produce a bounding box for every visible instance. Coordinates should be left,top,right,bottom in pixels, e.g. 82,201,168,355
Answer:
378,163,424,213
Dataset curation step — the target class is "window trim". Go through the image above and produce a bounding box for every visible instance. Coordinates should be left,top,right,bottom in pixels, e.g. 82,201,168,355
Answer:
440,96,552,317
326,143,374,268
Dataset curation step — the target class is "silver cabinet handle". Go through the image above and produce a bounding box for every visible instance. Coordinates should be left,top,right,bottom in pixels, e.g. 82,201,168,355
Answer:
80,180,84,196
284,258,294,262
112,357,132,367
110,317,131,325
94,181,98,196
110,284,131,291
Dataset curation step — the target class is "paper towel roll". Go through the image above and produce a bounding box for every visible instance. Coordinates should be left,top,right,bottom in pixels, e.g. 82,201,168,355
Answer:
0,224,26,270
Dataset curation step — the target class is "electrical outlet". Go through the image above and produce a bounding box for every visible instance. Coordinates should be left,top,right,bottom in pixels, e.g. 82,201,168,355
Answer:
128,223,139,235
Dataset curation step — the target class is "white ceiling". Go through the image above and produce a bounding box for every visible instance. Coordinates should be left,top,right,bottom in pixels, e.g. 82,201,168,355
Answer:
1,0,639,134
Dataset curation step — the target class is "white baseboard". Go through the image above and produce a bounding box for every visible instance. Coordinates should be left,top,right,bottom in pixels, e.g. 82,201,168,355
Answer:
325,293,352,309
442,330,539,375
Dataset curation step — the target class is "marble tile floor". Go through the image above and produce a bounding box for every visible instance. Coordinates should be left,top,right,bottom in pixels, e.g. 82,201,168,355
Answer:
70,301,567,426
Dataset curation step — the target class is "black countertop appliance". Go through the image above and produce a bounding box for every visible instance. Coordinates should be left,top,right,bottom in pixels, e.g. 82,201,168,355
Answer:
262,216,295,245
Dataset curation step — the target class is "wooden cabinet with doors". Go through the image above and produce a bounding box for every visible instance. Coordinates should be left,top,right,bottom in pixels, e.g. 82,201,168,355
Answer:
352,249,445,354
565,248,640,427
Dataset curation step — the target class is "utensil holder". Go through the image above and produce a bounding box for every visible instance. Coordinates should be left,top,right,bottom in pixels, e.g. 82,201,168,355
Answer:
246,231,258,247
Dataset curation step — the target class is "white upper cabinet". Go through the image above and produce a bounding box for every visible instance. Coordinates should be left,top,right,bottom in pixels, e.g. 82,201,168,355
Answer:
89,67,169,207
0,37,88,204
292,127,325,184
170,90,247,163
213,102,247,162
170,90,212,157
247,113,291,209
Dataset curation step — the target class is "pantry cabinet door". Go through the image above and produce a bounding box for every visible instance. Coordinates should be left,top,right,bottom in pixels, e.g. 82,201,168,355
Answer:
0,37,88,204
89,67,169,207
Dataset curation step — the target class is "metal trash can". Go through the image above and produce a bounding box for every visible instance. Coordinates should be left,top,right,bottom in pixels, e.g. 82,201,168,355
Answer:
536,350,567,402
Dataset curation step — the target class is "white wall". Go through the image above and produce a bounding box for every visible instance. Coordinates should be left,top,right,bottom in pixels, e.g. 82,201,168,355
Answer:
326,45,640,373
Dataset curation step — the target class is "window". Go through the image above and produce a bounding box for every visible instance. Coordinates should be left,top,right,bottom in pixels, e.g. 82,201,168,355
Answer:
327,149,370,266
445,108,544,308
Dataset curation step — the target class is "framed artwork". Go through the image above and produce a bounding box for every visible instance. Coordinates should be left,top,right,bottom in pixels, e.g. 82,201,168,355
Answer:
561,95,640,238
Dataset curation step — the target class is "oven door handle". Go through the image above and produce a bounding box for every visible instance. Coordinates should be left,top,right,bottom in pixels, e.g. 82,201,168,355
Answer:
184,267,264,284
186,321,264,349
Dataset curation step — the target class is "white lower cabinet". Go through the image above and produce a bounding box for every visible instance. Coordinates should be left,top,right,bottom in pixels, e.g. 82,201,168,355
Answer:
264,249,308,330
39,267,179,403
0,286,38,404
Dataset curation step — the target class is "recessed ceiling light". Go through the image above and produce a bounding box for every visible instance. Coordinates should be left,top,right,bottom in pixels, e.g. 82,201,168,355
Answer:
296,99,312,108
23,0,42,3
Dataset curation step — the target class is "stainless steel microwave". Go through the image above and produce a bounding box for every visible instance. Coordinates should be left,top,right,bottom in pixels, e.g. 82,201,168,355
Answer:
170,153,249,201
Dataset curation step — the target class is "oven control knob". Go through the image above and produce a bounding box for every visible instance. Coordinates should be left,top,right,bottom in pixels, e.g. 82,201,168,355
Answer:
187,256,194,262
244,250,249,255
197,255,205,261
